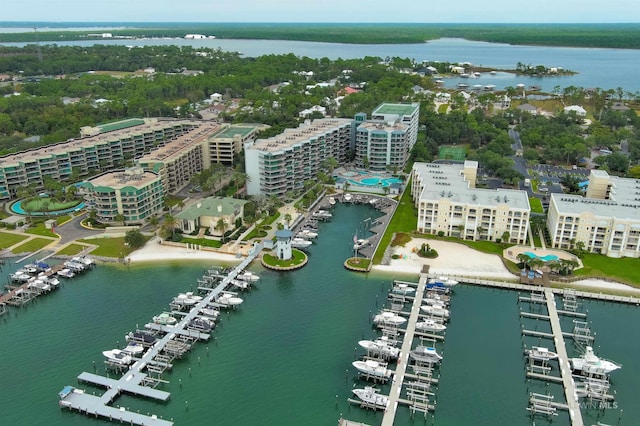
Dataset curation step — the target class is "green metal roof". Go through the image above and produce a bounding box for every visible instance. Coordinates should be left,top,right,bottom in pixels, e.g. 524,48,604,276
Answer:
97,118,145,134
213,125,257,139
373,103,418,116
176,197,248,220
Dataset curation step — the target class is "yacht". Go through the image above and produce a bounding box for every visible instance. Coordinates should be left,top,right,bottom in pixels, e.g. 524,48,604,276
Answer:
391,283,415,295
409,346,443,363
102,349,133,365
238,271,260,282
297,229,318,239
216,293,243,307
428,277,458,287
420,305,450,318
173,292,202,307
415,319,447,333
373,311,407,327
291,237,313,248
122,342,145,356
351,387,389,410
570,346,622,375
57,268,75,279
526,346,558,362
152,312,177,325
187,317,215,332
231,279,250,290
358,338,400,360
126,331,157,347
352,360,393,379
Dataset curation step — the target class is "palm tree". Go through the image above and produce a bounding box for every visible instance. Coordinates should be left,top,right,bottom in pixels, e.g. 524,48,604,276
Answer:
215,218,227,243
114,213,126,226
516,253,531,267
163,214,177,239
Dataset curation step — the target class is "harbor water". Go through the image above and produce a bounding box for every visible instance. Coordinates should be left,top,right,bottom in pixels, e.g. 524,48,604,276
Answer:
0,203,638,425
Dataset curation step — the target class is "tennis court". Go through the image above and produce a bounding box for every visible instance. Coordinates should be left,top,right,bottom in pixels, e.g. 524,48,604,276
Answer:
438,146,466,161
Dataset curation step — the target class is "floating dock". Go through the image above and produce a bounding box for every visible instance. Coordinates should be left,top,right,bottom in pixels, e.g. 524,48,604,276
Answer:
59,244,263,425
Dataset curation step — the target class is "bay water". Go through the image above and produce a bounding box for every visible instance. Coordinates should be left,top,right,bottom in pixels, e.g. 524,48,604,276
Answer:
0,203,637,425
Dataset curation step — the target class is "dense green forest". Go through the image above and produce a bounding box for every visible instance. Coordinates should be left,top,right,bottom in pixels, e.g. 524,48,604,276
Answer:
1,44,639,181
1,23,640,49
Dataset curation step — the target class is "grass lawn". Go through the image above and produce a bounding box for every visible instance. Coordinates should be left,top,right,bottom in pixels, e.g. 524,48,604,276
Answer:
391,232,412,247
56,243,87,256
0,231,29,249
438,145,467,161
25,222,58,238
180,237,223,248
165,195,186,208
21,198,81,212
77,237,134,258
573,253,640,286
243,212,281,241
372,182,417,264
262,249,306,267
529,197,544,213
11,237,53,254
347,257,371,269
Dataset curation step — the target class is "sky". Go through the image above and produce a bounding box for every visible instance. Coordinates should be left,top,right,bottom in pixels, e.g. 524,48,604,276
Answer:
1,0,639,23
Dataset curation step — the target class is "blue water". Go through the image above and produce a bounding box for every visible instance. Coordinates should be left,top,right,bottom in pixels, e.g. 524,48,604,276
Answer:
10,200,85,216
523,251,559,262
336,176,402,187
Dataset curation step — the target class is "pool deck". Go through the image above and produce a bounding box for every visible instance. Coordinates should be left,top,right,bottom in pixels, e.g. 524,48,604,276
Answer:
504,245,583,269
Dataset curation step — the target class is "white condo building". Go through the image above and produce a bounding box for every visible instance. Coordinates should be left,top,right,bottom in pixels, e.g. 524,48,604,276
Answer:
411,161,530,244
548,170,640,258
244,118,354,196
355,102,419,171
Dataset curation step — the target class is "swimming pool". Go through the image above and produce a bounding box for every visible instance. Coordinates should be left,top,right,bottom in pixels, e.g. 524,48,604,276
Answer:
335,176,403,187
523,251,559,262
10,200,86,216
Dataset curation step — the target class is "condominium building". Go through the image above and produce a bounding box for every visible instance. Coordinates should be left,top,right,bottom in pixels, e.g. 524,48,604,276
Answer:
547,170,640,258
0,119,264,200
78,167,163,224
244,118,354,197
0,119,200,200
355,102,419,171
411,161,530,244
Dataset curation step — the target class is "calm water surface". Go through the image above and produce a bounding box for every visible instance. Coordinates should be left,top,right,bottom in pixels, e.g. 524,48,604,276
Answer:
0,203,637,425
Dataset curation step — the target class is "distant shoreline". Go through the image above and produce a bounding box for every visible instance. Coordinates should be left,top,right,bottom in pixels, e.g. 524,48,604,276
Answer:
0,23,639,49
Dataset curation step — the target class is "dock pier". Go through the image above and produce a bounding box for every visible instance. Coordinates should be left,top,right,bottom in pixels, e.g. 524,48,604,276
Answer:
58,244,263,425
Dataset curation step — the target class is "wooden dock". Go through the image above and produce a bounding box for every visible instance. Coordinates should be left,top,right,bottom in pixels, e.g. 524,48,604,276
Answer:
544,289,584,426
59,244,263,425
381,273,428,426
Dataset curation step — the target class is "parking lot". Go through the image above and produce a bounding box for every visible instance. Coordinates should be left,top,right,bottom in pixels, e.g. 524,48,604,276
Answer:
530,164,590,185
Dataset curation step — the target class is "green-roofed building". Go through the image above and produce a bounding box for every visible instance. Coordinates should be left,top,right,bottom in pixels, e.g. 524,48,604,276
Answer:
175,196,248,235
207,124,268,165
78,167,163,224
355,102,420,171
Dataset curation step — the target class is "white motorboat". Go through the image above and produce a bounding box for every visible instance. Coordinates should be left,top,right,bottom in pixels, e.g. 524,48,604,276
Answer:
291,237,313,248
391,283,415,295
10,272,31,283
352,360,392,379
409,345,443,363
423,295,449,306
351,387,388,410
187,317,215,332
231,279,250,290
373,311,407,327
328,197,336,206
358,338,400,360
420,305,450,318
343,193,352,202
173,292,202,307
526,346,558,362
424,291,451,303
43,276,60,288
152,312,177,325
415,319,447,333
102,349,133,365
122,342,145,356
428,277,458,287
126,331,157,347
297,229,318,239
57,268,75,278
238,271,260,282
216,293,243,307
570,346,622,375
200,307,221,319
353,239,369,250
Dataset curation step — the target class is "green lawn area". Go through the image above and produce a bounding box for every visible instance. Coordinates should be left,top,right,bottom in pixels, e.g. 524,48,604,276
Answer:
56,243,87,256
0,231,29,249
262,249,306,267
243,212,280,241
529,197,544,213
180,237,223,248
372,182,418,264
11,237,53,254
25,222,59,237
438,145,467,161
347,257,371,269
165,195,186,207
77,237,134,258
573,253,640,286
21,198,81,212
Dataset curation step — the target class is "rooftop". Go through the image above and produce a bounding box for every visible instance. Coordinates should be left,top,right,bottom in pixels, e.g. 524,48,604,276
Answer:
97,118,146,134
138,122,221,163
373,103,419,117
413,162,530,210
83,168,160,191
176,196,248,220
213,125,259,139
248,118,353,154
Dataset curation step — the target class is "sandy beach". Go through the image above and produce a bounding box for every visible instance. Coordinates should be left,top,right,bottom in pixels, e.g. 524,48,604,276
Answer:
127,237,243,264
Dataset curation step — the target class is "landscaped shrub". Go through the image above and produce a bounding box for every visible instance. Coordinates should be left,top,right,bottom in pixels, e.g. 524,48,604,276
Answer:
416,243,438,258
